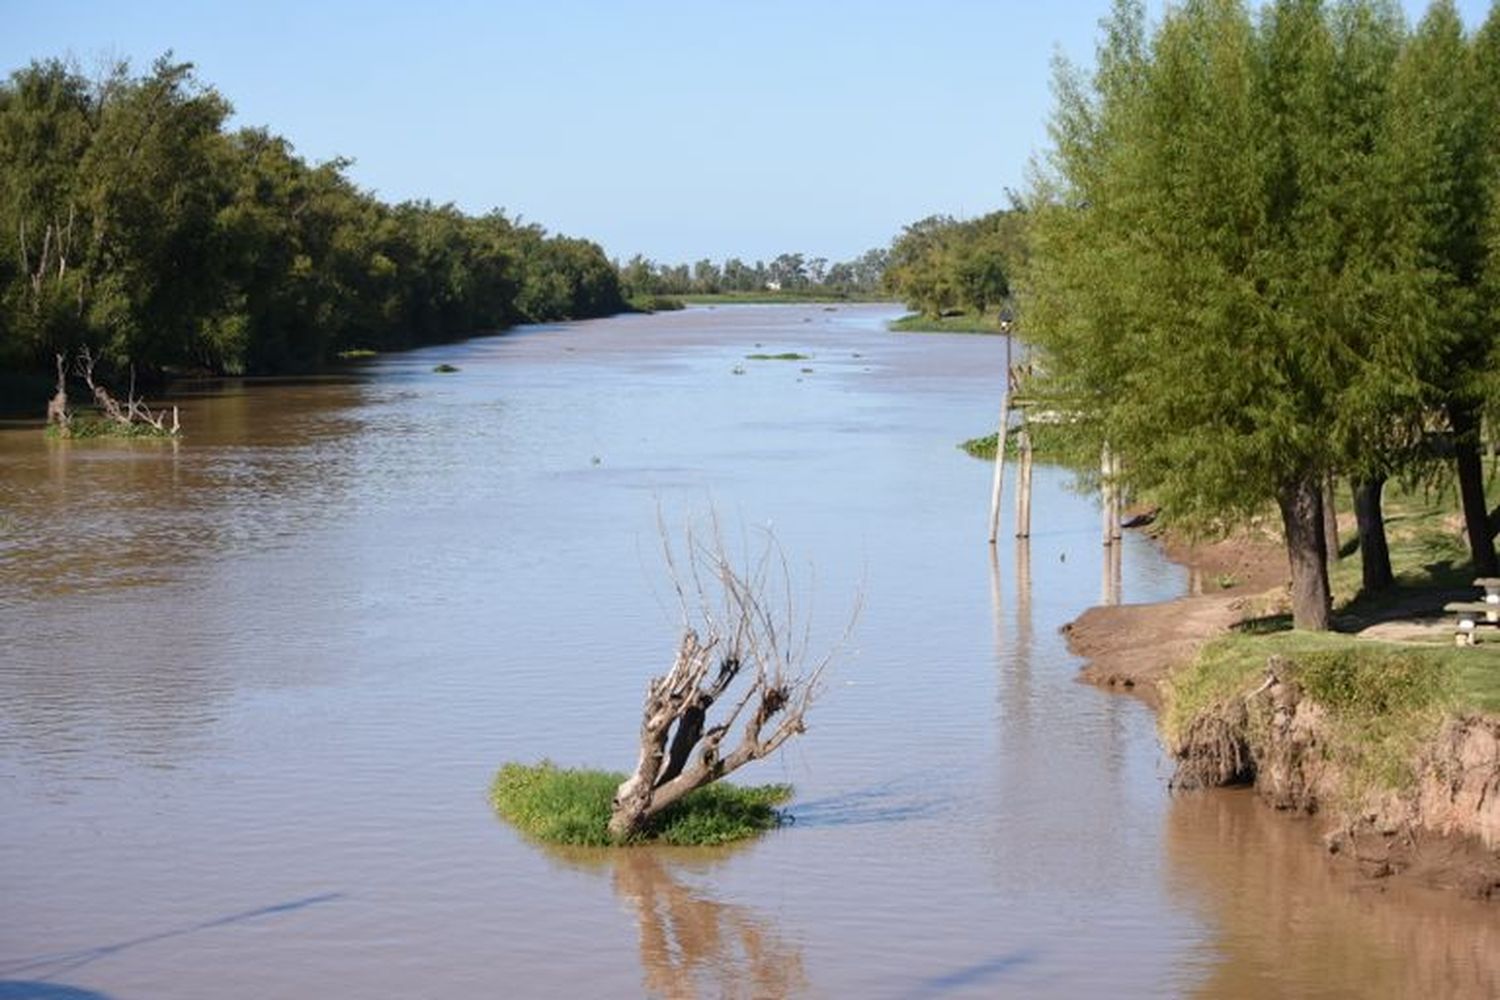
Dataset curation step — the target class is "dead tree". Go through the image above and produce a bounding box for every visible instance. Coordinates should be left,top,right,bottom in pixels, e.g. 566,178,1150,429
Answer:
608,527,853,841
46,353,71,435
71,348,179,435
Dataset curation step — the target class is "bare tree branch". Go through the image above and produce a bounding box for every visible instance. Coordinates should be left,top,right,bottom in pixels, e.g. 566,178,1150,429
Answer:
608,523,856,841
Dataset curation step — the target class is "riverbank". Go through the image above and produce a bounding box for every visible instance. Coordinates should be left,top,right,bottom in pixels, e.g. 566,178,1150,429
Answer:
1068,523,1500,900
888,311,1006,334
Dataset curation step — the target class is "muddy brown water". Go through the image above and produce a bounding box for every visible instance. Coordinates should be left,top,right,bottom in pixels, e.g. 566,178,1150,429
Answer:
1,304,1495,998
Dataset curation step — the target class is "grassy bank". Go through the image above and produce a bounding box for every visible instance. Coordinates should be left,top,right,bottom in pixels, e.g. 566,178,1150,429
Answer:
1162,460,1500,802
490,761,792,847
889,311,1007,334
627,294,687,313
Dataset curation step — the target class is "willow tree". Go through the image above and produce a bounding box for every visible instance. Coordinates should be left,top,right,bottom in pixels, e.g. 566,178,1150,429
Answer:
1392,1,1500,577
1023,0,1450,630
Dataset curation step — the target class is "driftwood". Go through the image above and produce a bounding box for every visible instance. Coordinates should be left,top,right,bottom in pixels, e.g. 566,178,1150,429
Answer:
608,525,855,841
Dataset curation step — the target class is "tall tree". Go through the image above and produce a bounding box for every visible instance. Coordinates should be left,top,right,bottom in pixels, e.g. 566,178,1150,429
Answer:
1023,0,1462,629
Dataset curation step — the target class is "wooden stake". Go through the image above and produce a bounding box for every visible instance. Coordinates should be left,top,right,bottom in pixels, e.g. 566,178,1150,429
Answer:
1016,421,1033,538
1110,450,1124,540
1101,443,1114,546
988,341,1015,545
987,396,1011,544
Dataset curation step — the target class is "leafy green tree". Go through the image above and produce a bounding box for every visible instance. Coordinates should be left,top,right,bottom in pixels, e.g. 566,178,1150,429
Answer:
1390,1,1499,575
1022,0,1473,629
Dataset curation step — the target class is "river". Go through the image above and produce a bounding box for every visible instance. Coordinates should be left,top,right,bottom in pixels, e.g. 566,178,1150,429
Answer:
2,303,1495,998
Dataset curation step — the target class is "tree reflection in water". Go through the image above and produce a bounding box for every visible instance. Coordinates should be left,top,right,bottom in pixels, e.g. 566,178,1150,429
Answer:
549,845,806,999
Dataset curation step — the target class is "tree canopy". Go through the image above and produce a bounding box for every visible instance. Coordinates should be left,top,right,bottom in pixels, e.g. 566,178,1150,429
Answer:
1022,0,1500,628
0,55,625,381
883,209,1027,319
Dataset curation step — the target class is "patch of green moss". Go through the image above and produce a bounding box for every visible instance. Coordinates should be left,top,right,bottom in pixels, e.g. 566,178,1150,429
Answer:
490,761,792,847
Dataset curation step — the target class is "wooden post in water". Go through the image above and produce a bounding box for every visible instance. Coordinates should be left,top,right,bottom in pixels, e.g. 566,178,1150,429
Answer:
1016,420,1034,538
987,396,1011,544
987,337,1015,545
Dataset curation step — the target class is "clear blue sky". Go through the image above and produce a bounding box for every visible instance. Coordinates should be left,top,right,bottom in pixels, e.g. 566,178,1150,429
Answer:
5,0,1493,264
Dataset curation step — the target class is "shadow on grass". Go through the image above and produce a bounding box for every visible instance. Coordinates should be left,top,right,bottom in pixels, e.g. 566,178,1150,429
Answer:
1232,613,1293,636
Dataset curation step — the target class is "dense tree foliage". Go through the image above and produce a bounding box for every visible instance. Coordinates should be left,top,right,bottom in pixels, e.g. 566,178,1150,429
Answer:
0,56,625,381
883,209,1027,318
618,247,888,298
1022,0,1500,629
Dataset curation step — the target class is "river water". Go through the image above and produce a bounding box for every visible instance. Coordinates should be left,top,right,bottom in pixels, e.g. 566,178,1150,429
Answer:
1,304,1495,999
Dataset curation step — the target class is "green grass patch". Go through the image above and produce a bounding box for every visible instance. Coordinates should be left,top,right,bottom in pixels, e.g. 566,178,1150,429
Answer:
433,363,460,373
745,352,810,361
490,761,793,847
1325,476,1478,609
628,294,686,312
889,311,1007,334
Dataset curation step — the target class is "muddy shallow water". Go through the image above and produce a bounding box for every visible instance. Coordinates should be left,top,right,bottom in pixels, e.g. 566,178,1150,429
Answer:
2,304,1495,998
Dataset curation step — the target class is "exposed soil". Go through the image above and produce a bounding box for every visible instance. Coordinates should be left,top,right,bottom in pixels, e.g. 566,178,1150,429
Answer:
1066,527,1289,706
1068,525,1500,901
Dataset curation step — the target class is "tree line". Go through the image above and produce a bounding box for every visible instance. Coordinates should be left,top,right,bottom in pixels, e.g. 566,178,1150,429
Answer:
0,56,625,382
1022,0,1500,629
618,248,889,298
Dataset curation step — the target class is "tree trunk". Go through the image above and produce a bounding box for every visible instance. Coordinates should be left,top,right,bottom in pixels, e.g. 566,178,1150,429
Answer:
1352,476,1394,594
1277,475,1331,631
1450,404,1498,577
1322,474,1340,563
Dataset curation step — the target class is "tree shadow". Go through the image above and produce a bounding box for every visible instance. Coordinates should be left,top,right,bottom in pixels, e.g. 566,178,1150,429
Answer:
0,984,117,1000
0,893,344,984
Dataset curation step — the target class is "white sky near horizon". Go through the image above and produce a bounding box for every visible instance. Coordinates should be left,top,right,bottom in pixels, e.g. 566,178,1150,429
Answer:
4,0,1493,264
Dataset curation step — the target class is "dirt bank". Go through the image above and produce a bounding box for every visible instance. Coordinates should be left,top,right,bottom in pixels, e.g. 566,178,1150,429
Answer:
1068,528,1500,900
1066,530,1287,706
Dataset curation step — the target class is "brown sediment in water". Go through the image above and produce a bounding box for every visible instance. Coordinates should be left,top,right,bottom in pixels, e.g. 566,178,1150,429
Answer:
1067,527,1500,901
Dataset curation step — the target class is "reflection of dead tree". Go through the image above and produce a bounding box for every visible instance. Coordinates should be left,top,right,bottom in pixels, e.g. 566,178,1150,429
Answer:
52,348,179,436
608,524,855,841
612,850,807,1000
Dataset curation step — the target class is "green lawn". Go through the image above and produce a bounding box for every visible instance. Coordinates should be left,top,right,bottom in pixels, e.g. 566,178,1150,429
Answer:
1169,460,1500,731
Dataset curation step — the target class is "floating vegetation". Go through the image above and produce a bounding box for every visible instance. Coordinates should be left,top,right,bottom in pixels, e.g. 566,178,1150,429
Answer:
745,352,810,361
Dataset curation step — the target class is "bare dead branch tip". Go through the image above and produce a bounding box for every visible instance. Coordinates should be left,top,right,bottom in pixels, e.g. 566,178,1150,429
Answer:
608,522,858,841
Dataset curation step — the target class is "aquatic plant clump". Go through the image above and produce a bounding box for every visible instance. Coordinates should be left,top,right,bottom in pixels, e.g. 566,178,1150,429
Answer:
491,761,791,847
